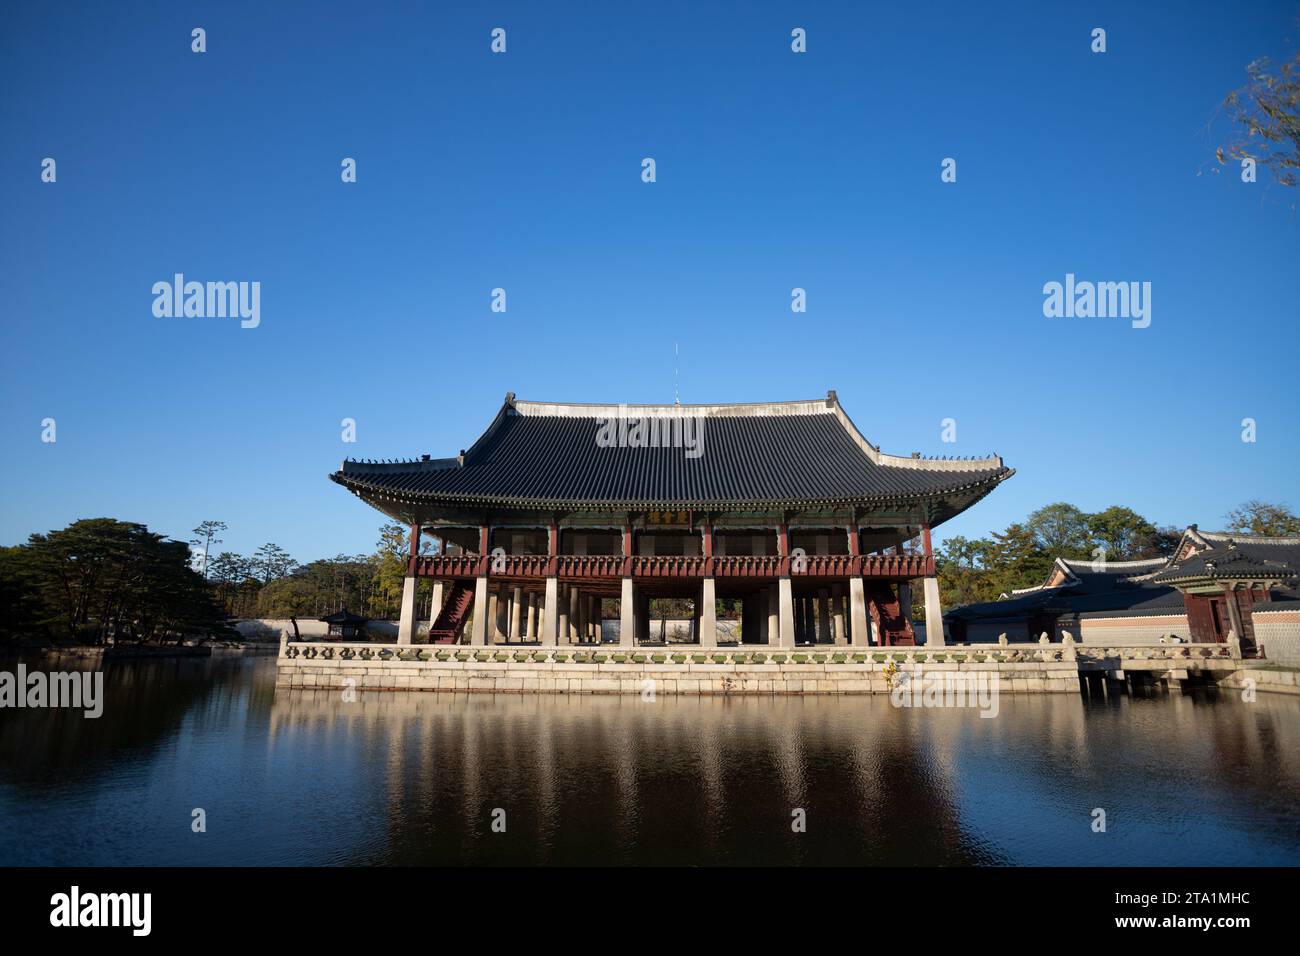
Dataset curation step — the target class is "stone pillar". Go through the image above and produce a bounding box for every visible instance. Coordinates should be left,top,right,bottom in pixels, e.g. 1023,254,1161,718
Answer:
487,589,500,644
700,578,718,647
558,585,569,644
523,592,535,641
849,577,868,646
923,576,946,647
831,584,846,645
818,588,831,645
574,582,585,642
766,587,779,646
472,575,490,644
511,586,523,642
640,593,652,643
620,577,635,647
576,590,588,644
542,577,559,646
397,574,418,644
778,577,795,647
429,579,446,628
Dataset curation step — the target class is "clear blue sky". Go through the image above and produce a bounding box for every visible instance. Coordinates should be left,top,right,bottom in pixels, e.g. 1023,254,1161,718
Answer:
2,1,1297,563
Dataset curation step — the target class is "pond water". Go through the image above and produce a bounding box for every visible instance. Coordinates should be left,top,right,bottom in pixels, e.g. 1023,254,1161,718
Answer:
0,656,1297,865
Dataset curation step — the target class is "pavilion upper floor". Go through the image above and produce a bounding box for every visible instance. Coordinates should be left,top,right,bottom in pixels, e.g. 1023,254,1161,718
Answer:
404,508,937,582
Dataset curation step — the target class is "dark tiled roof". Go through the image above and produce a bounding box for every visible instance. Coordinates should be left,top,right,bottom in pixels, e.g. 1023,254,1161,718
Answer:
319,609,368,625
331,395,1012,511
946,579,1184,623
1151,536,1300,585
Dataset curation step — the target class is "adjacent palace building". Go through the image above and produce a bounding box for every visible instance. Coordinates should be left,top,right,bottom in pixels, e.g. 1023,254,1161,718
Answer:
330,391,1012,649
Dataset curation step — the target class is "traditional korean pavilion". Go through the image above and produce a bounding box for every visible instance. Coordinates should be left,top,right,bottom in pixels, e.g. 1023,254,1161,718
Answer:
330,391,1013,648
319,608,369,640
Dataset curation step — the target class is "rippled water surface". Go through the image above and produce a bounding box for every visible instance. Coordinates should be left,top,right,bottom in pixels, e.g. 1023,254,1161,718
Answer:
1,656,1298,865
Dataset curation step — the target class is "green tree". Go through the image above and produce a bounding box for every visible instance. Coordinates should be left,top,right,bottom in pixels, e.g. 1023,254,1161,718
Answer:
1224,499,1300,535
19,518,230,644
252,542,296,584
189,520,227,578
1024,503,1093,559
1086,506,1159,560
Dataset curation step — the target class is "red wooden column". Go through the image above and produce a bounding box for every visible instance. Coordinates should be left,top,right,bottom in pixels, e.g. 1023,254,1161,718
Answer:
407,523,422,574
701,516,714,573
477,524,490,576
922,524,935,575
621,521,634,576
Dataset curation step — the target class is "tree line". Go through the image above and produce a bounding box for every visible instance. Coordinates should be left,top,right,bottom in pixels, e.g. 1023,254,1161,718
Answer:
0,518,419,645
935,499,1298,610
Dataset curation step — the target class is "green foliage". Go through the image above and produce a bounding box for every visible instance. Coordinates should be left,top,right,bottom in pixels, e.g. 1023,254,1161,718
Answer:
4,518,232,644
938,502,1184,608
1225,500,1300,536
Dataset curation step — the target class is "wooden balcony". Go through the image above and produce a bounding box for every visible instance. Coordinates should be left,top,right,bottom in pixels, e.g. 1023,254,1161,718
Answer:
411,554,483,578
411,552,934,580
556,555,625,578
860,554,934,578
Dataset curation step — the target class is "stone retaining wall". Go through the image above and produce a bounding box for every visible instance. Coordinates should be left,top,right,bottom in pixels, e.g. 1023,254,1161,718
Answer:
275,657,1083,695
1219,666,1300,697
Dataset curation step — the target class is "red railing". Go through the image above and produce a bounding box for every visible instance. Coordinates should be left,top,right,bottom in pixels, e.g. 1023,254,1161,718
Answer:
790,555,858,577
630,555,709,578
861,554,933,577
411,554,483,578
412,551,934,579
710,555,785,578
555,555,625,578
491,554,552,577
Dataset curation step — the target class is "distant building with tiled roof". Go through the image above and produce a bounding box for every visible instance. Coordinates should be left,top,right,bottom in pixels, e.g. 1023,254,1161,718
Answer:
946,526,1300,664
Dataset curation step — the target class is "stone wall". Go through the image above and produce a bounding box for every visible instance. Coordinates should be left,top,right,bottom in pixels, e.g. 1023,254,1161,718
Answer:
275,655,1082,695
1218,665,1300,697
233,619,397,640
1253,609,1300,667
1072,614,1191,645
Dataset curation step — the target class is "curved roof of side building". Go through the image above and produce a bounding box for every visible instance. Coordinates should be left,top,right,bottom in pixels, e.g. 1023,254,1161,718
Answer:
330,391,1012,518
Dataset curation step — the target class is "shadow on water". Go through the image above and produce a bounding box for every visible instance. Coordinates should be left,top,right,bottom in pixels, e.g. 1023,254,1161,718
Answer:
1,656,1298,866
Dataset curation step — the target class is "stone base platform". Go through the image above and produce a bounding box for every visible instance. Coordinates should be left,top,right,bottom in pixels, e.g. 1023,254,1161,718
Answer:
276,646,1083,695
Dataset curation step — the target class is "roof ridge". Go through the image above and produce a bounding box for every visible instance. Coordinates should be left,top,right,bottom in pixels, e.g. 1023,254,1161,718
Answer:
1200,530,1300,545
1060,556,1168,568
